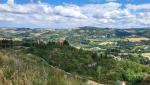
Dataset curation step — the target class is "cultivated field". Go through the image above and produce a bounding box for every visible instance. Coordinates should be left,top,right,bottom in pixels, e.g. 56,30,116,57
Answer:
126,37,149,42
142,53,150,60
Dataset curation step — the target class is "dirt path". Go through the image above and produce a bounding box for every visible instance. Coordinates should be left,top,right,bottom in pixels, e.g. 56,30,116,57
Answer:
87,80,103,85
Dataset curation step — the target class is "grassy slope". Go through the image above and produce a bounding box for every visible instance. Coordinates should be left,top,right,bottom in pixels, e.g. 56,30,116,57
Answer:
0,49,87,85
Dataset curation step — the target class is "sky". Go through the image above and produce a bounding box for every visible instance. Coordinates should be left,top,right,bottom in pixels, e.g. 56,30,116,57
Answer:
0,0,150,28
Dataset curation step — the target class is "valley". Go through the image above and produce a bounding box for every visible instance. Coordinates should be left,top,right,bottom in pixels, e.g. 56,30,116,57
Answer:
0,27,150,85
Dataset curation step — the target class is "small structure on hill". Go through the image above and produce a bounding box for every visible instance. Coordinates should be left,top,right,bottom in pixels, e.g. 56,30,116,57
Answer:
57,38,65,46
57,38,69,46
32,39,47,45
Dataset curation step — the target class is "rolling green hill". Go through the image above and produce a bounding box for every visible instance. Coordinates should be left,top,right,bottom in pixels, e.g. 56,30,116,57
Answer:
23,41,150,85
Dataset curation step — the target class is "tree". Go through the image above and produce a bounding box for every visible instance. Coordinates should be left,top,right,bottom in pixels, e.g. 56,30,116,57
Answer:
91,53,99,61
63,40,70,46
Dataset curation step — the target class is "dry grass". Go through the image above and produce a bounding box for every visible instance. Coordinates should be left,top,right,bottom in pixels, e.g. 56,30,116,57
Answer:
0,51,15,66
0,50,87,85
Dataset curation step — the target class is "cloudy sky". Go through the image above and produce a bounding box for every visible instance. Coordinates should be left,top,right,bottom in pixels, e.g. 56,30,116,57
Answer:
0,0,150,28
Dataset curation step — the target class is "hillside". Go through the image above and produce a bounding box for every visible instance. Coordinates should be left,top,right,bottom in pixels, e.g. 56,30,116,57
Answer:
0,28,150,85
0,49,91,85
23,41,150,85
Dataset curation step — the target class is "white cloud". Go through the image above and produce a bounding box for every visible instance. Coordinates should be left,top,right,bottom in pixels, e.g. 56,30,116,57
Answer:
7,0,14,5
0,1,150,28
127,3,150,10
54,5,87,19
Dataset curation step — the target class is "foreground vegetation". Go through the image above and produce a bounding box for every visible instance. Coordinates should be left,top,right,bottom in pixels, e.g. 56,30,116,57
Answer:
0,49,87,85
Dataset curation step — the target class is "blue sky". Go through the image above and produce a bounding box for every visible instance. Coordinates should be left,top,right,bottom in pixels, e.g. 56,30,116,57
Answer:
0,0,150,28
0,0,150,5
